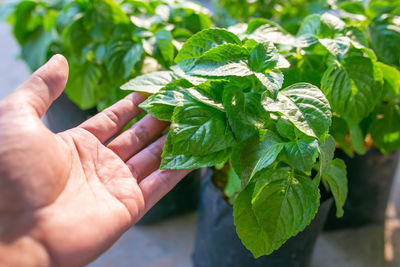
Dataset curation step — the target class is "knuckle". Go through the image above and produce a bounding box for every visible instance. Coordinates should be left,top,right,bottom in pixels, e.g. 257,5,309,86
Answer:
127,162,140,179
103,109,121,127
147,142,163,161
130,124,149,144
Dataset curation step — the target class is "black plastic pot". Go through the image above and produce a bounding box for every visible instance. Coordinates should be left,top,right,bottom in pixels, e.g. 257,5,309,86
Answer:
324,148,399,230
192,170,333,267
45,93,201,224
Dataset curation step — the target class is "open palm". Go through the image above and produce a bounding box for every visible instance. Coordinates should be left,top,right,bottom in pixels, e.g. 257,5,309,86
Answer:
0,55,190,266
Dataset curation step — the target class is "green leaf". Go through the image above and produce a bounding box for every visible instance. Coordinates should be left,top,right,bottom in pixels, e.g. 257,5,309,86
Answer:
62,17,91,59
233,169,320,257
376,62,400,98
248,43,278,72
123,0,155,14
186,80,226,110
139,86,189,121
322,159,347,217
297,14,321,36
321,56,383,124
247,21,296,46
368,19,400,66
21,27,53,71
169,98,235,156
349,123,366,155
319,37,350,60
247,18,277,34
338,1,366,15
183,12,212,33
175,28,241,69
231,132,285,185
297,13,345,38
276,118,297,140
284,137,319,174
170,65,208,86
93,0,129,24
224,167,242,204
319,12,346,35
262,83,332,139
106,40,143,79
65,61,102,110
318,135,336,174
223,85,269,141
154,29,174,68
254,71,284,97
185,44,251,77
121,71,176,94
370,103,400,155
160,133,232,169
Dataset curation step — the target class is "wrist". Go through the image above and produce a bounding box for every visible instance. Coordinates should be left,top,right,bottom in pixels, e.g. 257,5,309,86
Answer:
0,217,52,267
0,236,51,267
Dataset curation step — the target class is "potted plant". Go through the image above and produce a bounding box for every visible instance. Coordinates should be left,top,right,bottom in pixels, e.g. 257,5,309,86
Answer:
1,0,214,224
224,0,400,229
123,28,348,265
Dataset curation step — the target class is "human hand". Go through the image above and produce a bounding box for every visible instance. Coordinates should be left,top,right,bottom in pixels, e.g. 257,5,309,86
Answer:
0,55,190,266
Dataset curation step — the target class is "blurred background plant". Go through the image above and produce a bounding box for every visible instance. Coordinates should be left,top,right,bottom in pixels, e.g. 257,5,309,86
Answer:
1,0,212,111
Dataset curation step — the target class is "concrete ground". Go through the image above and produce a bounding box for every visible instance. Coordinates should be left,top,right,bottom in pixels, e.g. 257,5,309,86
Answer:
1,21,400,267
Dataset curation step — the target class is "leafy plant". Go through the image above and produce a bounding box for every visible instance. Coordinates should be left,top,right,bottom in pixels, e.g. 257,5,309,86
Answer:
213,0,329,33
2,0,212,110
123,28,348,257
224,0,400,156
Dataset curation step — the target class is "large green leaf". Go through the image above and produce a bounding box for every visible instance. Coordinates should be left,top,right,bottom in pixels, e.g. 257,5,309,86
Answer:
284,137,319,174
233,169,320,257
185,44,251,77
319,37,350,60
93,0,129,25
322,159,347,217
231,132,285,185
321,56,383,124
121,71,176,94
175,28,241,70
169,98,235,156
106,40,143,79
262,83,332,139
223,85,269,141
62,17,91,58
254,71,284,98
368,19,400,66
65,61,102,109
297,13,345,38
154,29,174,68
160,133,231,169
139,87,189,121
21,27,53,71
246,20,296,46
248,43,278,72
376,62,400,99
297,14,321,36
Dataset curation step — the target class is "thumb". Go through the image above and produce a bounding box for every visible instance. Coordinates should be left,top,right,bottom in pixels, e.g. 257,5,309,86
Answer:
12,54,69,117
